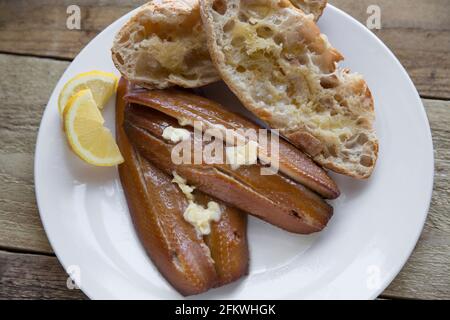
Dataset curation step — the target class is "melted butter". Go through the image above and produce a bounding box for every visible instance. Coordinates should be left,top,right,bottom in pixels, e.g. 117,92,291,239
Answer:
172,172,222,236
172,171,195,200
162,126,191,143
183,201,221,236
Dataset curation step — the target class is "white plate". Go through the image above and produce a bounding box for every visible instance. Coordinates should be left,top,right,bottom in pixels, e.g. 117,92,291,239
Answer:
35,5,433,300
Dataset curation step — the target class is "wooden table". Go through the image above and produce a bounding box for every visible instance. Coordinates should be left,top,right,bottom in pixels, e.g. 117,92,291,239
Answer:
0,0,449,300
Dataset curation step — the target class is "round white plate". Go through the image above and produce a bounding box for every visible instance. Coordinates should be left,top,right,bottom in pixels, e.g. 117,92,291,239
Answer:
35,5,433,300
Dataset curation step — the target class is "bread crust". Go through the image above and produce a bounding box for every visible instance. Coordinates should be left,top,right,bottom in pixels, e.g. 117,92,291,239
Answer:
200,0,378,179
112,0,327,90
112,0,220,89
290,0,327,20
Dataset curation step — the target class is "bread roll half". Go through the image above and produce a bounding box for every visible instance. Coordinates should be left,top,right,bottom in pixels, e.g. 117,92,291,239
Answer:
200,0,378,179
112,0,218,89
112,0,327,89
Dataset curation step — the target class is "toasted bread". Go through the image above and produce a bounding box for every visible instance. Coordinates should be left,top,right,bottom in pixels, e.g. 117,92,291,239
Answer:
112,0,219,89
112,0,327,89
290,0,327,20
200,0,378,179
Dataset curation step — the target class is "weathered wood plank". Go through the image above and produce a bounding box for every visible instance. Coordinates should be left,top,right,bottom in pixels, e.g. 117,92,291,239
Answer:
0,249,388,300
0,54,449,299
0,0,449,98
0,250,87,300
0,54,69,254
383,99,450,300
330,0,450,99
0,0,146,59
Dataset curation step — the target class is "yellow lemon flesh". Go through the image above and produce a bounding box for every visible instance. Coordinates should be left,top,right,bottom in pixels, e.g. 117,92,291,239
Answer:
64,89,124,166
58,70,118,115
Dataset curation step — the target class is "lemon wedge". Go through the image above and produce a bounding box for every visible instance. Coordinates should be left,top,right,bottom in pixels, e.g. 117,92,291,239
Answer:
64,89,124,166
58,71,118,115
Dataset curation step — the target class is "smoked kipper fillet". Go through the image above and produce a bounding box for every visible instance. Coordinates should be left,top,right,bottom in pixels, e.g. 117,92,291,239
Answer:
195,191,248,285
116,79,248,295
125,89,339,199
124,103,333,234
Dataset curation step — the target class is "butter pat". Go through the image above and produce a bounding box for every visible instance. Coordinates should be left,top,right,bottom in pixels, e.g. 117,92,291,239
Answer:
172,171,195,200
225,141,258,170
172,172,222,235
178,117,191,127
162,126,191,143
183,201,222,236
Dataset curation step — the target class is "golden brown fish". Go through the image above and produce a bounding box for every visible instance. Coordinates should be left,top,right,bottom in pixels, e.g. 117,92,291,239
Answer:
125,89,340,199
116,79,248,295
196,192,248,286
124,103,333,234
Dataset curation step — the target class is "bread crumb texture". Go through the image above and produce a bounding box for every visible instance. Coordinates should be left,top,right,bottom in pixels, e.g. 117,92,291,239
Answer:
112,0,220,89
201,0,378,178
289,0,327,21
112,0,326,90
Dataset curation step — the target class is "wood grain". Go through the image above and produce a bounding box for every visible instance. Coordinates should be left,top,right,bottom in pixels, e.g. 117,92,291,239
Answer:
0,0,449,98
383,99,450,300
0,250,87,300
330,0,450,99
0,0,146,59
0,54,69,254
0,53,449,299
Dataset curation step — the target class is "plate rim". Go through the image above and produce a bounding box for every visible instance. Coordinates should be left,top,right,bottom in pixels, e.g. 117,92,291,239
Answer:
328,5,434,300
34,4,434,300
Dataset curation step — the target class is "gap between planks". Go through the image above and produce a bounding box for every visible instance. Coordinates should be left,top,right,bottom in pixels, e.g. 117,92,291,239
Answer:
1,51,449,300
0,248,399,300
0,0,449,99
0,50,73,62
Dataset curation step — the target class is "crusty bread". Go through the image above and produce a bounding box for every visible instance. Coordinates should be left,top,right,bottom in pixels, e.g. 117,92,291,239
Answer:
200,0,378,179
290,0,327,20
112,0,326,89
112,0,219,89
